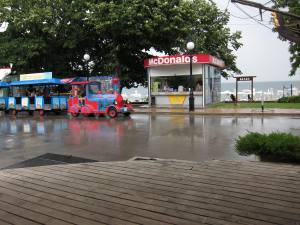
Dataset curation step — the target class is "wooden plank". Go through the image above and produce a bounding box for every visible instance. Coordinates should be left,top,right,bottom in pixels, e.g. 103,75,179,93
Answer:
26,165,300,217
25,164,300,212
0,208,41,225
79,161,300,193
40,163,300,205
0,174,206,225
101,160,300,181
115,160,300,182
0,192,104,225
4,167,300,224
77,161,300,192
10,168,299,225
0,200,50,225
0,184,162,225
0,173,245,224
0,219,13,225
0,160,299,225
161,160,300,179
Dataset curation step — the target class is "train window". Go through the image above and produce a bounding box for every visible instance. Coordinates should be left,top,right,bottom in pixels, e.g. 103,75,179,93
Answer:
88,83,101,95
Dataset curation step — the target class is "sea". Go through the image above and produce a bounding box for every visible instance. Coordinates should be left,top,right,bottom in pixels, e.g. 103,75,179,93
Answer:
122,80,300,102
221,80,300,101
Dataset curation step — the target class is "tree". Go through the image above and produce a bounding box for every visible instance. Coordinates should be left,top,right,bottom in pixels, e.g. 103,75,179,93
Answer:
0,0,242,88
273,0,300,76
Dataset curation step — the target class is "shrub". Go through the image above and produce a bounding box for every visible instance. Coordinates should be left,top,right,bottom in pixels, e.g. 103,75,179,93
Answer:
235,132,266,156
278,95,300,103
235,132,300,163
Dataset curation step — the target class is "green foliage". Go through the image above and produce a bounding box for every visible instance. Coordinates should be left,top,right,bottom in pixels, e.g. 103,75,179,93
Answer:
273,1,300,76
235,132,267,156
0,0,242,88
278,95,300,103
236,132,300,163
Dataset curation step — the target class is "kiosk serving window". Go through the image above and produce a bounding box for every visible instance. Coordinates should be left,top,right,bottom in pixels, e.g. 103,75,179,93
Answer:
151,75,203,93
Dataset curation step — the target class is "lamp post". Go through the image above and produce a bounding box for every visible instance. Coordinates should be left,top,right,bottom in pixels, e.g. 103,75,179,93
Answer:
186,41,195,112
83,53,90,81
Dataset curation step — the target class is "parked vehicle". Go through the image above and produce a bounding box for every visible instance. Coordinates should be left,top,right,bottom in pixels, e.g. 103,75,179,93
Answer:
6,78,68,116
68,77,133,118
0,82,9,112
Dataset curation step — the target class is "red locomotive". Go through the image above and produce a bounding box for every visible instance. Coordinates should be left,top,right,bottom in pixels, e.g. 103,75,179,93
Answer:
68,77,133,118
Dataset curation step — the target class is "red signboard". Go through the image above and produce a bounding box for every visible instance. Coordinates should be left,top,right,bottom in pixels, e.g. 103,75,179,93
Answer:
144,54,225,68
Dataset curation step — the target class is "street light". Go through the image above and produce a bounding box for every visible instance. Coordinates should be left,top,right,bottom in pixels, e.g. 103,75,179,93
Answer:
186,41,195,112
83,53,90,81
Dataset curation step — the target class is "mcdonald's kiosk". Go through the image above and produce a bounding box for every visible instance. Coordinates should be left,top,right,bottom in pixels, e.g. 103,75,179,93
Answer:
144,54,225,108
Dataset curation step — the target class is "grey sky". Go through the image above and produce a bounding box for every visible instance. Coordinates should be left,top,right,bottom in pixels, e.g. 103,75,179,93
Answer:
214,0,299,82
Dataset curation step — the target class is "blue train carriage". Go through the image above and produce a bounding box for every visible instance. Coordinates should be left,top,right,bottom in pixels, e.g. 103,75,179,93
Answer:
8,78,68,116
0,82,9,112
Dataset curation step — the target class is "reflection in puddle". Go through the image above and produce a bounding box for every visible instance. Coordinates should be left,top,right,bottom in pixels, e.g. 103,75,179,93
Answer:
0,117,134,144
0,115,299,163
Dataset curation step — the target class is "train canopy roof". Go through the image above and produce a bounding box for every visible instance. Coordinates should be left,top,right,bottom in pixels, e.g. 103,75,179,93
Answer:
0,81,8,87
9,78,63,86
61,76,114,84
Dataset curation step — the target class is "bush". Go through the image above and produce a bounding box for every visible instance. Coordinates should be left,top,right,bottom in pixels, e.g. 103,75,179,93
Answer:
235,132,300,163
278,95,300,103
235,132,267,155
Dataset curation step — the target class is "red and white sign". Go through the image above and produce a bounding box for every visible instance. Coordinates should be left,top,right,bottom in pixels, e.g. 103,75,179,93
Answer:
0,67,11,80
144,54,225,68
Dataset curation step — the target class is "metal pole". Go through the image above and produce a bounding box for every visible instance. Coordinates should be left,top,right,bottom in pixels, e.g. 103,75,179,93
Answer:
283,86,285,97
251,78,253,101
235,79,238,104
202,68,205,108
189,54,194,111
261,92,264,112
148,69,151,107
291,83,293,96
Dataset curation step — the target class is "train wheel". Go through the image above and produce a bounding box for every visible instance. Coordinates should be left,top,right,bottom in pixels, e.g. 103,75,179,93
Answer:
107,107,118,118
82,112,90,117
71,112,79,117
81,106,91,117
39,110,44,117
70,106,80,117
124,112,131,117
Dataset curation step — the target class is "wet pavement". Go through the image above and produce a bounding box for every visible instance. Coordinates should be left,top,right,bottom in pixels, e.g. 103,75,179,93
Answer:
1,114,300,168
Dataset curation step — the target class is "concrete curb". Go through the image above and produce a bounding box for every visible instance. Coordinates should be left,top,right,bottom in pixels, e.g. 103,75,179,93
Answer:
132,110,300,116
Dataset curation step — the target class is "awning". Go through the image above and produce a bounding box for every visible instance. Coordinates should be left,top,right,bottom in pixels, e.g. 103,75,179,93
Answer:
9,78,63,86
0,82,8,87
61,76,114,84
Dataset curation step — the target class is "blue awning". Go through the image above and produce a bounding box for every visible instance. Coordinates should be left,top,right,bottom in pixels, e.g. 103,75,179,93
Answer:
9,78,63,86
0,82,8,87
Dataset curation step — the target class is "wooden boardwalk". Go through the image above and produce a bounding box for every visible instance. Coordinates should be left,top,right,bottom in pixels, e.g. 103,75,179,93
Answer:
0,159,299,225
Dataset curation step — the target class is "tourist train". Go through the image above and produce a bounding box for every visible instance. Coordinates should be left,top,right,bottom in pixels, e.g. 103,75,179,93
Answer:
0,73,133,118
